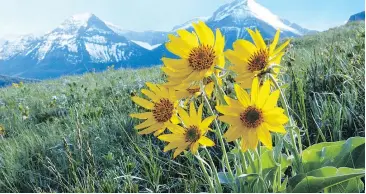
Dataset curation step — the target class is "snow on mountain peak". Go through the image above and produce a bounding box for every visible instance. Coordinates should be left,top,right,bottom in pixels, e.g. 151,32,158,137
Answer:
71,12,94,22
211,0,301,35
171,17,209,31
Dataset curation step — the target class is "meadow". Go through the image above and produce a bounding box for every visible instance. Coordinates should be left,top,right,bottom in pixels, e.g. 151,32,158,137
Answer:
0,22,364,192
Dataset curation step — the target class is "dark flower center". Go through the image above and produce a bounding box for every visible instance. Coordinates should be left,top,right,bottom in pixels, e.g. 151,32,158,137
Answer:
240,106,264,128
185,125,201,142
188,45,216,71
248,49,269,72
152,98,174,122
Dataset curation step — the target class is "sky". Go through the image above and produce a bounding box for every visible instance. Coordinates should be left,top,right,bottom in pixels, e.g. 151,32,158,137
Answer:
0,0,364,38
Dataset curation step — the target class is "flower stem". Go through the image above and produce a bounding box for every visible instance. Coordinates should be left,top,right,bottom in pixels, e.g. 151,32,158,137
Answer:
268,74,302,172
203,148,223,193
196,153,216,193
202,93,234,178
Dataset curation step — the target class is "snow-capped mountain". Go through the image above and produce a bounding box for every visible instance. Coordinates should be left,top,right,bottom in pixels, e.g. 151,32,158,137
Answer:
0,0,314,79
203,0,315,48
171,17,210,31
0,13,160,79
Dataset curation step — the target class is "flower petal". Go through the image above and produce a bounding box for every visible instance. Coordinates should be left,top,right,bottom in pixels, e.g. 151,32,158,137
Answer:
131,96,154,110
199,136,215,147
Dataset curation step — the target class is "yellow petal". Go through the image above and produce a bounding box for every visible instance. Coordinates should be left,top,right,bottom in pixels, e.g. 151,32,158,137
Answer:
250,77,259,105
214,28,225,54
197,104,203,123
138,123,164,135
198,136,215,147
224,126,241,142
193,21,214,46
130,112,153,119
272,39,290,57
178,107,193,127
247,28,266,50
215,105,242,116
170,114,180,125
232,39,256,59
158,134,185,142
189,101,198,124
166,122,185,135
257,80,271,108
205,82,214,99
263,122,286,133
242,129,258,150
234,84,250,107
131,96,154,110
190,142,200,154
165,40,191,59
268,52,285,66
257,126,273,149
162,57,189,70
141,89,159,102
176,29,199,48
162,66,191,78
146,83,163,96
200,115,217,130
262,90,280,111
263,109,289,126
173,143,190,158
225,49,247,66
224,95,242,107
218,115,242,126
153,128,165,136
135,118,157,130
269,29,280,54
163,142,181,152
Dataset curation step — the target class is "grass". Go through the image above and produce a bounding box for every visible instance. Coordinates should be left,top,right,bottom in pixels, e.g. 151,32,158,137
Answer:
0,22,364,192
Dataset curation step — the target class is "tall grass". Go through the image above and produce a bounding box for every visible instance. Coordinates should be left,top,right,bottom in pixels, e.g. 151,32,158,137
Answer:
0,22,364,192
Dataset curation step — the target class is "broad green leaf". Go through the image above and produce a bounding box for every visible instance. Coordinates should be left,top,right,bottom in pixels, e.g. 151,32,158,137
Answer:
302,137,365,172
328,178,365,193
218,172,233,184
287,166,365,193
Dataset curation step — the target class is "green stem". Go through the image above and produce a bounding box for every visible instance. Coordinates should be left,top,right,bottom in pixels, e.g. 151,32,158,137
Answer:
202,93,234,179
268,74,302,173
203,148,223,193
196,153,216,193
235,140,247,174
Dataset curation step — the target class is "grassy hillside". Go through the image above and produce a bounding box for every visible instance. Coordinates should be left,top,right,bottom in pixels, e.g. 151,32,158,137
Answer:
0,75,39,87
0,22,364,192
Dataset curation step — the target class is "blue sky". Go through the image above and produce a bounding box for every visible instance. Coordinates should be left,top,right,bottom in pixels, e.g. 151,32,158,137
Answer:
0,0,364,37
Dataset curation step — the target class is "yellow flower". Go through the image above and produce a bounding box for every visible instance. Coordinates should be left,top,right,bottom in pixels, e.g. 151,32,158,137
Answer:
130,83,180,136
162,21,225,86
158,102,216,158
225,29,290,89
216,77,288,151
0,124,5,136
174,77,219,100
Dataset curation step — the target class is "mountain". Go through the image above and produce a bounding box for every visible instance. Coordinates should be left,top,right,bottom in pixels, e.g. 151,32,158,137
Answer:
203,0,315,48
0,0,314,79
348,11,365,22
0,13,161,79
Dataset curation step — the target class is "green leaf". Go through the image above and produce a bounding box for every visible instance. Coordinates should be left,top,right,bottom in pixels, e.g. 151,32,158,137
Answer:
217,172,233,184
302,137,365,172
328,178,365,193
287,167,365,193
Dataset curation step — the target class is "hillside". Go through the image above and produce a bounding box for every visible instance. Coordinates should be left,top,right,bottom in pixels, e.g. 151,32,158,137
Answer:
0,74,38,87
0,22,364,192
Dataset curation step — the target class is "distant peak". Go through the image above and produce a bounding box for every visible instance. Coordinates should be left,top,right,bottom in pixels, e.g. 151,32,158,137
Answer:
71,12,95,22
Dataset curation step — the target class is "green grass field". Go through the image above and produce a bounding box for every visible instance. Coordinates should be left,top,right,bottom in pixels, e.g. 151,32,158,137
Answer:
0,22,364,192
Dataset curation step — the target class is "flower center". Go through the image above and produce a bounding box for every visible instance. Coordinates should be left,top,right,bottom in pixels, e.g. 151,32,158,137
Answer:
185,125,201,142
240,106,264,128
152,98,174,122
248,49,269,72
188,45,216,71
186,87,200,94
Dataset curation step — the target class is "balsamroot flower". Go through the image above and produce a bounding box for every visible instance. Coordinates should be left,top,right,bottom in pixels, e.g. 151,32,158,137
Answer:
216,77,288,151
130,83,180,136
158,102,216,158
162,21,225,87
225,29,290,88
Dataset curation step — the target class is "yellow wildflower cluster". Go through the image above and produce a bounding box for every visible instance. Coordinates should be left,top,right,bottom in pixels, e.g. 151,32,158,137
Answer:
130,21,290,158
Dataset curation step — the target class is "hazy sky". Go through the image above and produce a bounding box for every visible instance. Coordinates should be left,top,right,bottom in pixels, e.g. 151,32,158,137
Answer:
0,0,364,37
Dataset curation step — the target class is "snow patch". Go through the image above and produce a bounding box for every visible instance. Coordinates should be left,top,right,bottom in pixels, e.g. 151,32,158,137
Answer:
172,17,209,31
131,40,161,50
